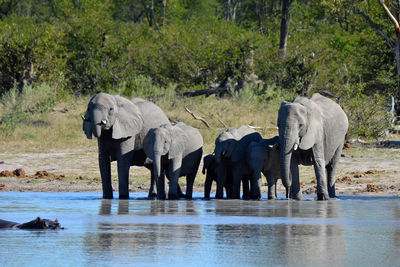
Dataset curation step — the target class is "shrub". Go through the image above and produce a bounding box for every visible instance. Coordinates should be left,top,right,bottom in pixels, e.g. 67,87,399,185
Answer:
340,84,391,139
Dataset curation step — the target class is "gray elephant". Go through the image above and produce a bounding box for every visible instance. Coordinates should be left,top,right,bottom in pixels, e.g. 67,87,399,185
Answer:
278,93,348,200
143,122,203,200
214,125,262,199
247,136,284,200
202,154,234,199
82,93,170,199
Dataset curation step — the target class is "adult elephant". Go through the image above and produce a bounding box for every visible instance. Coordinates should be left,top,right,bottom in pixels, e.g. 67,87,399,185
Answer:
214,125,262,199
82,93,170,199
143,122,203,200
278,93,348,200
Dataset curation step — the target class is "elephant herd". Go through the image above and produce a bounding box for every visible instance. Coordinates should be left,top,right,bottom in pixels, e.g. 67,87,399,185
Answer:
82,92,348,201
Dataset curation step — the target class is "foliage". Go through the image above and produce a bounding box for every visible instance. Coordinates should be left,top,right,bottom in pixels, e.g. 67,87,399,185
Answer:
340,84,391,139
0,0,398,139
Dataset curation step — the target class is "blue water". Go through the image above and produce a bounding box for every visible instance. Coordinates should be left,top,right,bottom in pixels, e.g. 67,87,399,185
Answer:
0,192,399,266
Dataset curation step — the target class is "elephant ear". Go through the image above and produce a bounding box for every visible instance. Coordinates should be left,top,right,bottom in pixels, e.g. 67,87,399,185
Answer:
168,125,187,159
82,109,92,139
112,95,144,139
298,100,322,150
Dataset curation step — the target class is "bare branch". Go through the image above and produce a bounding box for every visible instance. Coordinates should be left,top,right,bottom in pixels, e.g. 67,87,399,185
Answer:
356,7,395,50
184,107,211,128
378,0,400,34
218,119,227,129
247,125,263,130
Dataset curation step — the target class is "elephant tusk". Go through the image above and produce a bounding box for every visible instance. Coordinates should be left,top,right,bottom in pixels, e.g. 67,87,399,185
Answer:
101,120,107,125
293,144,298,151
81,115,85,121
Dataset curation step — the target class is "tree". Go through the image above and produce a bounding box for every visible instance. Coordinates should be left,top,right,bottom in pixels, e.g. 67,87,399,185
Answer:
376,0,400,109
278,0,294,58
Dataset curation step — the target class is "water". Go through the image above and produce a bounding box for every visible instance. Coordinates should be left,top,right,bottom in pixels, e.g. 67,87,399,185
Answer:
1,192,400,267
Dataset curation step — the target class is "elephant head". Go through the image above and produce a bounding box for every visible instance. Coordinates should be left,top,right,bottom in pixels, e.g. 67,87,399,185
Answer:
82,93,144,140
278,97,321,191
143,124,187,182
214,129,239,163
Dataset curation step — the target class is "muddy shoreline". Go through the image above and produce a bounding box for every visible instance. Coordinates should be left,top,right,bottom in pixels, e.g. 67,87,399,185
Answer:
1,143,400,197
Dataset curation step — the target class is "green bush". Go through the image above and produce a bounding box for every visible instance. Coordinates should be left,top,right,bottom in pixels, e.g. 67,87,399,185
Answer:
340,84,391,139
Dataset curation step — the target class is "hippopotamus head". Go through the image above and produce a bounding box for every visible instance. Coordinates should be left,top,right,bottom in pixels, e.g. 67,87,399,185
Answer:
19,217,63,230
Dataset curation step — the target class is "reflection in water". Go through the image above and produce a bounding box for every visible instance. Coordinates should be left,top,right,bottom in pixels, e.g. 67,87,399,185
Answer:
1,192,400,266
85,199,204,263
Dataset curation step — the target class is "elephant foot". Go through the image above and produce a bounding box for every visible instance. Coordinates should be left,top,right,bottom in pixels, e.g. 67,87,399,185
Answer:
317,193,329,201
103,194,113,199
292,192,303,201
119,194,129,200
168,193,178,200
157,194,166,200
148,192,157,199
250,193,261,200
215,193,224,199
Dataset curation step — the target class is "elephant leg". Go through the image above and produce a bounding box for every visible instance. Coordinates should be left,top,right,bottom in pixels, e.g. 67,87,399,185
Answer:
168,157,182,200
185,173,196,199
267,175,277,200
312,146,329,200
204,174,213,199
250,168,262,200
117,153,133,199
242,176,250,200
148,167,157,199
216,165,226,199
231,165,243,199
290,156,302,200
98,142,113,199
157,171,166,200
177,184,185,198
326,145,343,198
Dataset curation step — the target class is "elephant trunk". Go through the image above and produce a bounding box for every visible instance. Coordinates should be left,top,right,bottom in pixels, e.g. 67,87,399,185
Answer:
280,133,296,194
93,124,102,138
153,152,165,199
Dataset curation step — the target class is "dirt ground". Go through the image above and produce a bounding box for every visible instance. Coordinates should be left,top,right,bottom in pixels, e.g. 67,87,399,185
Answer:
1,141,400,197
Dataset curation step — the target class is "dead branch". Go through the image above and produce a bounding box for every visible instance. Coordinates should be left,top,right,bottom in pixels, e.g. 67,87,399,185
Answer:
184,106,211,128
218,119,228,129
247,125,263,130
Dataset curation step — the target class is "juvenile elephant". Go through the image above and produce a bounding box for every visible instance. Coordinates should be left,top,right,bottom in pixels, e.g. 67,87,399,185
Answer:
202,154,233,199
278,93,348,200
214,125,262,199
143,122,203,200
247,136,284,200
82,93,170,199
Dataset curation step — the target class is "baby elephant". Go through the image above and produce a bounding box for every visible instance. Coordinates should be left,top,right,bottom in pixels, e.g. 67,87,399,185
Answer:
203,154,251,199
203,154,231,199
144,122,203,200
0,217,63,230
247,136,282,200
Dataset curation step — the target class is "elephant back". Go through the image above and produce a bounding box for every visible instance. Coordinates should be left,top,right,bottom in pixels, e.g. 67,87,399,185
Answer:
134,99,170,150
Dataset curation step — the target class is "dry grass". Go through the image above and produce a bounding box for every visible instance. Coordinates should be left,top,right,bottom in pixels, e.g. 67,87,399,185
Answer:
0,93,282,154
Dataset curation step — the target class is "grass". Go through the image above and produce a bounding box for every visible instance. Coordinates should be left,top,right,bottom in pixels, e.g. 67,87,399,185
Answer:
0,88,283,153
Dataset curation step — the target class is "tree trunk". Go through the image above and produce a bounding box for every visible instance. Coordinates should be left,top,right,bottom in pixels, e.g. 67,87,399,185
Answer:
278,0,293,58
395,34,400,113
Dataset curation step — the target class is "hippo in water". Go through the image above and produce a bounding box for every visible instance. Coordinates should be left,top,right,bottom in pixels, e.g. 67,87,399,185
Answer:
0,217,63,230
